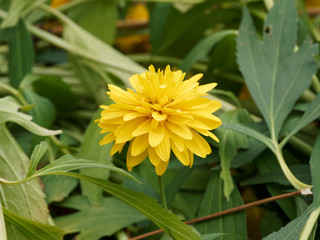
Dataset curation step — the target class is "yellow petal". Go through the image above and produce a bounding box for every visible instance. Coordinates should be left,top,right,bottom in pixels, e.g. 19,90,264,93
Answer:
115,118,144,144
171,142,190,166
168,131,185,152
155,160,169,176
99,132,115,145
149,123,165,147
185,130,211,158
127,142,148,171
132,119,152,137
110,142,125,156
196,83,217,94
131,134,149,156
152,111,167,121
165,122,193,140
124,112,147,121
155,135,170,162
148,147,161,166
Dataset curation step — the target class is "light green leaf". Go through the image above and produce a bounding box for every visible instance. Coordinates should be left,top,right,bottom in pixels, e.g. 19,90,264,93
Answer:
237,0,319,139
222,122,275,152
54,196,146,239
0,97,61,136
3,207,64,240
0,201,7,240
281,92,320,147
27,142,48,177
216,109,251,200
309,133,320,210
180,30,237,73
196,171,247,239
78,110,113,205
1,0,44,28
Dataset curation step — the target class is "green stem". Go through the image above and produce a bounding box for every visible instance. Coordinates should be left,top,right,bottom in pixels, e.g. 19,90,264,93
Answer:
158,176,168,210
0,201,7,240
273,142,310,190
299,206,320,240
0,82,27,105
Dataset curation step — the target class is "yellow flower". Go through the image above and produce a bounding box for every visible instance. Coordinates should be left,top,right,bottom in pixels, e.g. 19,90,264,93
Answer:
97,65,222,175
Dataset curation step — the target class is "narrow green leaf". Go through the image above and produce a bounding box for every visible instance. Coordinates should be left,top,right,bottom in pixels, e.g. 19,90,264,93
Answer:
196,171,247,239
53,172,201,240
237,1,318,139
221,123,275,152
27,142,48,177
309,133,320,210
0,201,7,240
181,30,237,73
216,109,251,200
54,196,146,239
3,207,64,240
4,20,34,88
201,233,229,240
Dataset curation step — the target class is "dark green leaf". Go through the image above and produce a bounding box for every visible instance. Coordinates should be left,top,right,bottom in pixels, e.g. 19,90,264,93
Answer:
310,133,320,210
54,196,146,239
3,207,64,240
237,1,318,139
196,171,247,239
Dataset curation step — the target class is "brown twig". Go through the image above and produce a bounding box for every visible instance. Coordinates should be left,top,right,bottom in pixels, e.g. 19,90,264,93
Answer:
129,190,303,240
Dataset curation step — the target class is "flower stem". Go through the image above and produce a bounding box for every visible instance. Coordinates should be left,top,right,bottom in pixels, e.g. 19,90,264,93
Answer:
158,176,168,210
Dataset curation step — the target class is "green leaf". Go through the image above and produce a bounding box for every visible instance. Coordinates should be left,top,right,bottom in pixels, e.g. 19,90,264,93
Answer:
0,201,7,240
237,1,319,139
0,96,61,136
54,196,146,239
42,175,78,203
222,122,275,152
54,172,201,240
201,233,229,240
78,110,113,205
3,207,64,240
216,109,251,200
180,30,237,73
196,171,247,239
281,92,320,147
27,142,48,177
310,133,320,210
2,20,34,88
67,0,117,44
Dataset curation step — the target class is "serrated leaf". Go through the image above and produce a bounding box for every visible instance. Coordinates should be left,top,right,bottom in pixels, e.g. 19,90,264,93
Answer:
3,207,64,240
196,171,247,239
216,109,251,199
237,0,319,139
180,30,237,73
27,141,48,177
54,196,146,240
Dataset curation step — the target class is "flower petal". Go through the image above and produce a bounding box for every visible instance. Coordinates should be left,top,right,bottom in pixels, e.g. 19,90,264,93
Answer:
165,121,193,140
131,134,149,156
148,147,161,166
155,160,169,176
155,135,170,162
99,132,115,145
127,142,148,171
149,123,165,147
185,130,211,158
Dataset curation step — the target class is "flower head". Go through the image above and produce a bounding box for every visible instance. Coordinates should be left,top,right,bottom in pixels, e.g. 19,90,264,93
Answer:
97,65,222,175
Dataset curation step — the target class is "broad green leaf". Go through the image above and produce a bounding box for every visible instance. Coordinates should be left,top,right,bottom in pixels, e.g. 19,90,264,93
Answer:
237,1,318,139
196,171,247,239
281,92,320,147
263,204,313,240
3,207,64,240
0,125,49,240
78,110,113,205
42,175,78,203
1,20,34,88
241,164,311,187
52,172,201,240
1,0,44,28
0,201,7,240
68,0,117,44
22,88,56,128
260,213,284,237
216,109,251,200
201,233,229,240
180,30,237,73
222,123,275,152
27,142,48,177
0,97,61,136
54,196,146,239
